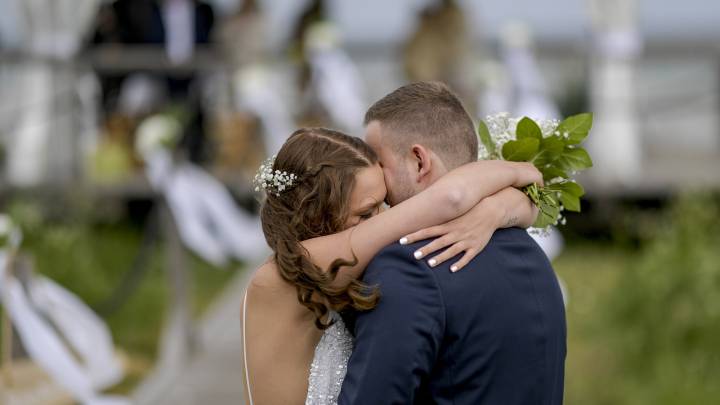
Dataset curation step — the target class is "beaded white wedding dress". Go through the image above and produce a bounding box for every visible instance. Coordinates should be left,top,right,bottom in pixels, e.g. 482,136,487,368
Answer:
243,293,353,405
305,312,354,405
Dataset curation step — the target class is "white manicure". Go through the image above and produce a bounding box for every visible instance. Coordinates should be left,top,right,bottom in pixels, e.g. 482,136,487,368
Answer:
428,258,437,267
399,237,409,245
414,250,423,259
451,265,458,272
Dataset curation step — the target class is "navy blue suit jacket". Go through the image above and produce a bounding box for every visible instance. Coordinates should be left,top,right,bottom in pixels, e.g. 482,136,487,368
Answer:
338,227,566,405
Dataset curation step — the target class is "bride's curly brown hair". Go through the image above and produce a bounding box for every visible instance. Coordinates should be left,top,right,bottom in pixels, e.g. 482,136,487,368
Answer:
260,128,381,329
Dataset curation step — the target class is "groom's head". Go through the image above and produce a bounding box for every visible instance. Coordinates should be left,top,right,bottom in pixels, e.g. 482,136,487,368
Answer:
364,81,477,205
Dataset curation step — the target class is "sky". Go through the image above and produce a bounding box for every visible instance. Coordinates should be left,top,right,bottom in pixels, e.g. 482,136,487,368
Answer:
211,0,720,47
1,0,716,50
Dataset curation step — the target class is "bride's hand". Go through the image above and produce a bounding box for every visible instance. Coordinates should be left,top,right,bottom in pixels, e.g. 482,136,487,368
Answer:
399,187,538,272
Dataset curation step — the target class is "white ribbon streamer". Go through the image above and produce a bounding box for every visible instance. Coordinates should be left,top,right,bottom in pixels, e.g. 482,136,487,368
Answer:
0,252,129,405
309,48,366,134
234,66,296,155
142,149,267,267
28,277,125,390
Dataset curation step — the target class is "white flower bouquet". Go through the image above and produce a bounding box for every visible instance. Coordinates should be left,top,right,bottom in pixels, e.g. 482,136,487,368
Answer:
477,112,594,230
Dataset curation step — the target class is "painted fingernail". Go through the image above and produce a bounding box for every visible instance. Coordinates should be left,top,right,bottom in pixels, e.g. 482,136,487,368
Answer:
428,258,437,267
414,250,424,259
450,265,459,272
399,237,409,245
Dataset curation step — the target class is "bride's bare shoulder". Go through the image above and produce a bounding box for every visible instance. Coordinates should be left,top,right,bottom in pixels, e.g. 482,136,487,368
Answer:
243,259,309,331
250,260,282,287
246,259,294,303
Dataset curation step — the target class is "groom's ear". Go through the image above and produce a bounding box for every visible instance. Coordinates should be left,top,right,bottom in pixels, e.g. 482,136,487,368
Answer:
411,144,433,183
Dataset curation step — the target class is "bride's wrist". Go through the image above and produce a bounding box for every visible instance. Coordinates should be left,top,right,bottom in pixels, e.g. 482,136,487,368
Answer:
481,194,508,230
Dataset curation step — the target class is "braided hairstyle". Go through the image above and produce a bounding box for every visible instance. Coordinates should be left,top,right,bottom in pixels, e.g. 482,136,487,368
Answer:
260,128,381,329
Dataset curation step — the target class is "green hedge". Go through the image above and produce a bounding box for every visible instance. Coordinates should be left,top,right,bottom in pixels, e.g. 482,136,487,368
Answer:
602,194,720,403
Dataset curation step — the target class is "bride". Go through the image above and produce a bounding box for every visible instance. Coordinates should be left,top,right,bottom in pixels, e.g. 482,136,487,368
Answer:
242,127,541,404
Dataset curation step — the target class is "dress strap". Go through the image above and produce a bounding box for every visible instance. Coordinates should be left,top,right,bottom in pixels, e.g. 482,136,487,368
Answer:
242,290,254,405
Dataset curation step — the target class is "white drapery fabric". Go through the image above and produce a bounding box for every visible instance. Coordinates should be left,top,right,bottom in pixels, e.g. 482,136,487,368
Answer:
234,66,296,155
308,48,366,135
0,252,128,405
162,0,195,64
586,0,643,186
500,34,561,120
306,23,366,135
0,0,100,187
141,147,267,267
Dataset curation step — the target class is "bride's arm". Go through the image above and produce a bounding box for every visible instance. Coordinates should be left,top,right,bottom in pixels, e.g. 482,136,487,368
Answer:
400,186,539,272
301,160,541,285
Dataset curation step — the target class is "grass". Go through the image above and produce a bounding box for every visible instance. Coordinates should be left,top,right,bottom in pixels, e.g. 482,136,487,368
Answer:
553,243,636,404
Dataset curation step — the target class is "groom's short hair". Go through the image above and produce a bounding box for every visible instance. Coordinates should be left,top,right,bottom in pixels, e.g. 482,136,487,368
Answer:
364,81,477,169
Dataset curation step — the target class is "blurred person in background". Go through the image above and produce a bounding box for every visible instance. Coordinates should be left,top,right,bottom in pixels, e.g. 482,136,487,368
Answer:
288,0,327,96
403,0,471,101
214,0,295,169
215,0,266,71
287,0,332,127
91,0,215,164
286,0,367,135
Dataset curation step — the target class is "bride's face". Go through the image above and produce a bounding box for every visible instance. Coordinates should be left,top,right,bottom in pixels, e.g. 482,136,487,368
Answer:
344,164,387,228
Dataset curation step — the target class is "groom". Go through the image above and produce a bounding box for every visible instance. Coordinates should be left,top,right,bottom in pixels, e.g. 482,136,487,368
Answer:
338,82,566,404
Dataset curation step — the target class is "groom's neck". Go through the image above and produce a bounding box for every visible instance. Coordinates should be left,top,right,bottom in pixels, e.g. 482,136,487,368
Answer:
421,154,474,189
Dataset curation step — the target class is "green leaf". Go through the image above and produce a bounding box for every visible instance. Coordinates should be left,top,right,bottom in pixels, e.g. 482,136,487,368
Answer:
560,192,581,212
557,113,593,145
542,190,559,206
501,138,540,162
533,135,565,166
516,117,543,140
541,135,565,155
560,181,585,197
534,202,559,228
556,147,593,171
477,120,496,155
541,167,568,181
547,181,584,197
530,186,562,228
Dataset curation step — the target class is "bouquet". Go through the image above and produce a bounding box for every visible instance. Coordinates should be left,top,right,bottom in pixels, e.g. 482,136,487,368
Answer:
477,112,593,231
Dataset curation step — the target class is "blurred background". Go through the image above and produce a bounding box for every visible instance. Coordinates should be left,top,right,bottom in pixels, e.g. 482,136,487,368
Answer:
0,0,718,404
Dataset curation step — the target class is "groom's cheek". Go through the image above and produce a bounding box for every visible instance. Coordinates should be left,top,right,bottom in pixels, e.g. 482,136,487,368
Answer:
382,174,394,205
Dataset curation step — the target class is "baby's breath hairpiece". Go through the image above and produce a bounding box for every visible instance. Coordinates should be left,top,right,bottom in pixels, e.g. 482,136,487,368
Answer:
253,155,298,197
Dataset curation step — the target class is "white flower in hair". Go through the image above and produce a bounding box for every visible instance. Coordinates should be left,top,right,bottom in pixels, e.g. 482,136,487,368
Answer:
253,156,298,197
